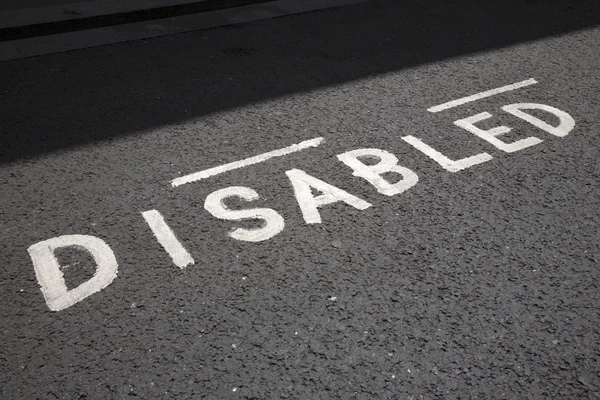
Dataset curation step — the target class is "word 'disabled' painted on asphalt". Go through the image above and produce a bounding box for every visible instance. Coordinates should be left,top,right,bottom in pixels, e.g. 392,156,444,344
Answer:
27,78,578,311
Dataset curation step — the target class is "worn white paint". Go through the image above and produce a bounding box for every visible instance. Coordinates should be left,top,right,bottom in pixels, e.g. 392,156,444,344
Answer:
286,168,371,224
337,148,419,195
141,210,194,269
427,78,538,112
204,186,285,242
401,135,493,172
454,112,542,153
172,137,324,187
502,103,575,137
27,235,118,311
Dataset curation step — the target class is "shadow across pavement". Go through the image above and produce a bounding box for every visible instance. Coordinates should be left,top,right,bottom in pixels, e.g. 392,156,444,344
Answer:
1,0,599,164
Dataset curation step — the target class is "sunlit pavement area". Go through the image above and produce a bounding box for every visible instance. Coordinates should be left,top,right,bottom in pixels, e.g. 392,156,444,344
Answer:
1,0,600,398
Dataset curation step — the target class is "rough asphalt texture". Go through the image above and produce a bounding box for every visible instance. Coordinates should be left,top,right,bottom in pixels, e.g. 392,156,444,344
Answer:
1,0,600,398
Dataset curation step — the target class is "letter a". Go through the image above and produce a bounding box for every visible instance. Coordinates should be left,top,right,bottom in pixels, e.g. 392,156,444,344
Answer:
286,169,371,224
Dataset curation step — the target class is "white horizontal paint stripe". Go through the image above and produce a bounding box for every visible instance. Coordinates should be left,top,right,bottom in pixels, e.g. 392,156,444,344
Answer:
171,137,324,187
427,78,538,113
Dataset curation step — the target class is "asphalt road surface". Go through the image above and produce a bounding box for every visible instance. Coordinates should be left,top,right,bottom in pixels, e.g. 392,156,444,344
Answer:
1,0,600,398
0,0,89,12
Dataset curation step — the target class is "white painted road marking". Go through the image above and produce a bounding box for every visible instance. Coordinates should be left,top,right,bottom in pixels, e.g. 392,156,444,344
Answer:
427,78,538,113
204,186,285,242
502,103,576,137
142,210,195,269
454,111,543,153
27,235,118,311
171,137,324,187
286,168,372,224
24,76,581,311
337,148,419,196
401,136,493,172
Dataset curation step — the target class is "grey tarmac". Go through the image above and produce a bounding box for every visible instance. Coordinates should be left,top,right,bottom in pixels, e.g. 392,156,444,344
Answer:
1,0,600,398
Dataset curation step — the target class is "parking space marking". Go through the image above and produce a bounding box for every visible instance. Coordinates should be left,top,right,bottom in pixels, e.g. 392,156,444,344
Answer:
23,77,583,311
427,78,538,112
171,137,324,187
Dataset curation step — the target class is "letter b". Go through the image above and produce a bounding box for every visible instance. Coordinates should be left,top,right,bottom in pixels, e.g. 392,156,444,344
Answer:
337,148,418,196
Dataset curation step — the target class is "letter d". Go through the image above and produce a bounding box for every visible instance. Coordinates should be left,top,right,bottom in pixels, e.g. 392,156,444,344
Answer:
502,103,575,137
27,235,118,311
